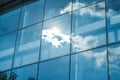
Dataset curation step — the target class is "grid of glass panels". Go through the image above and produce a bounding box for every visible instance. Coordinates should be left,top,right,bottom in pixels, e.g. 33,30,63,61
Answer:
0,0,120,80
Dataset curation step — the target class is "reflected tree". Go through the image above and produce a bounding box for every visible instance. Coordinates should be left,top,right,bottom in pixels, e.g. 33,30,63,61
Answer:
0,71,7,80
28,76,35,80
9,72,17,80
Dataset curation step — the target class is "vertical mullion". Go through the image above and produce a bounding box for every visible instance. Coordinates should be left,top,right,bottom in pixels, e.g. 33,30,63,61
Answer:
36,0,46,80
104,0,110,80
69,0,73,80
10,0,23,75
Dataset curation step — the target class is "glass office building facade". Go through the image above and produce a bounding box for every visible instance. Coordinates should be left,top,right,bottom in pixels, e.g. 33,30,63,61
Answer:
0,0,120,80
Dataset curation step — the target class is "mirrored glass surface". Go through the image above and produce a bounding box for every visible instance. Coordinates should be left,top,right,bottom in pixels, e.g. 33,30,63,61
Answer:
0,9,20,35
106,0,120,43
44,0,72,20
39,56,69,80
19,0,44,28
0,32,16,71
108,43,120,80
12,64,37,80
73,0,103,10
14,23,42,67
72,2,106,53
41,14,71,61
71,47,108,80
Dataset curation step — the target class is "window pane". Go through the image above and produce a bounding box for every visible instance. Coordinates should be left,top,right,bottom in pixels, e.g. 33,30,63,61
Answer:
73,0,103,10
41,14,71,60
12,64,37,80
106,0,120,43
14,23,42,67
0,32,16,71
44,0,72,20
39,56,69,80
0,9,20,35
71,47,108,80
19,0,44,28
108,43,120,80
72,2,106,53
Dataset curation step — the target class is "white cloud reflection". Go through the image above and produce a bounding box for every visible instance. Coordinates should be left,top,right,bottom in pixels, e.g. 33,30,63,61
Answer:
42,28,105,67
42,29,70,48
81,50,107,67
0,28,119,71
42,28,120,70
60,2,72,14
72,34,99,51
108,47,120,73
42,29,99,49
60,2,105,17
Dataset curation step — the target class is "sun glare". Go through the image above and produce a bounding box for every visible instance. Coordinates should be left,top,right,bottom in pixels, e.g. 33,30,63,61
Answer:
51,26,61,34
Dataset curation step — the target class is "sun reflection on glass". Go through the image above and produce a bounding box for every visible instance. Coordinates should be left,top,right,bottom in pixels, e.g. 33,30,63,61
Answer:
51,26,61,34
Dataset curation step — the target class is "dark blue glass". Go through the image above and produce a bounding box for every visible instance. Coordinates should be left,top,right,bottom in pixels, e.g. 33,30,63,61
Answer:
0,32,16,71
73,0,103,10
12,64,37,80
19,0,44,28
108,43,120,80
14,23,42,67
72,2,106,53
71,47,108,80
41,13,71,61
44,0,72,20
106,0,120,43
0,9,20,35
39,56,69,80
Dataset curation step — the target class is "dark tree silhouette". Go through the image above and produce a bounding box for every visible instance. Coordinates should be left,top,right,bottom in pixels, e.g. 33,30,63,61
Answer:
0,71,7,80
9,72,17,80
28,76,35,80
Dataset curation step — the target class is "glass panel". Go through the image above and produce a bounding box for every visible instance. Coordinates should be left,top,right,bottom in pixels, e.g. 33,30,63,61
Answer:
39,56,69,80
14,23,42,67
0,9,20,35
0,32,16,71
73,0,103,10
12,64,37,80
108,43,120,80
71,47,108,80
106,0,120,43
72,2,106,53
41,14,71,60
44,0,72,20
19,0,44,28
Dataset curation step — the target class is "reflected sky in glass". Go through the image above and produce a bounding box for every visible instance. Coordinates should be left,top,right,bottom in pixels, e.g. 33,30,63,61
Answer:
39,56,69,80
12,64,37,80
106,0,120,43
108,43,120,80
44,0,72,20
14,23,42,67
19,0,44,28
72,1,106,53
0,9,20,35
73,0,103,10
0,32,16,71
41,13,71,61
71,47,108,80
0,0,120,79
